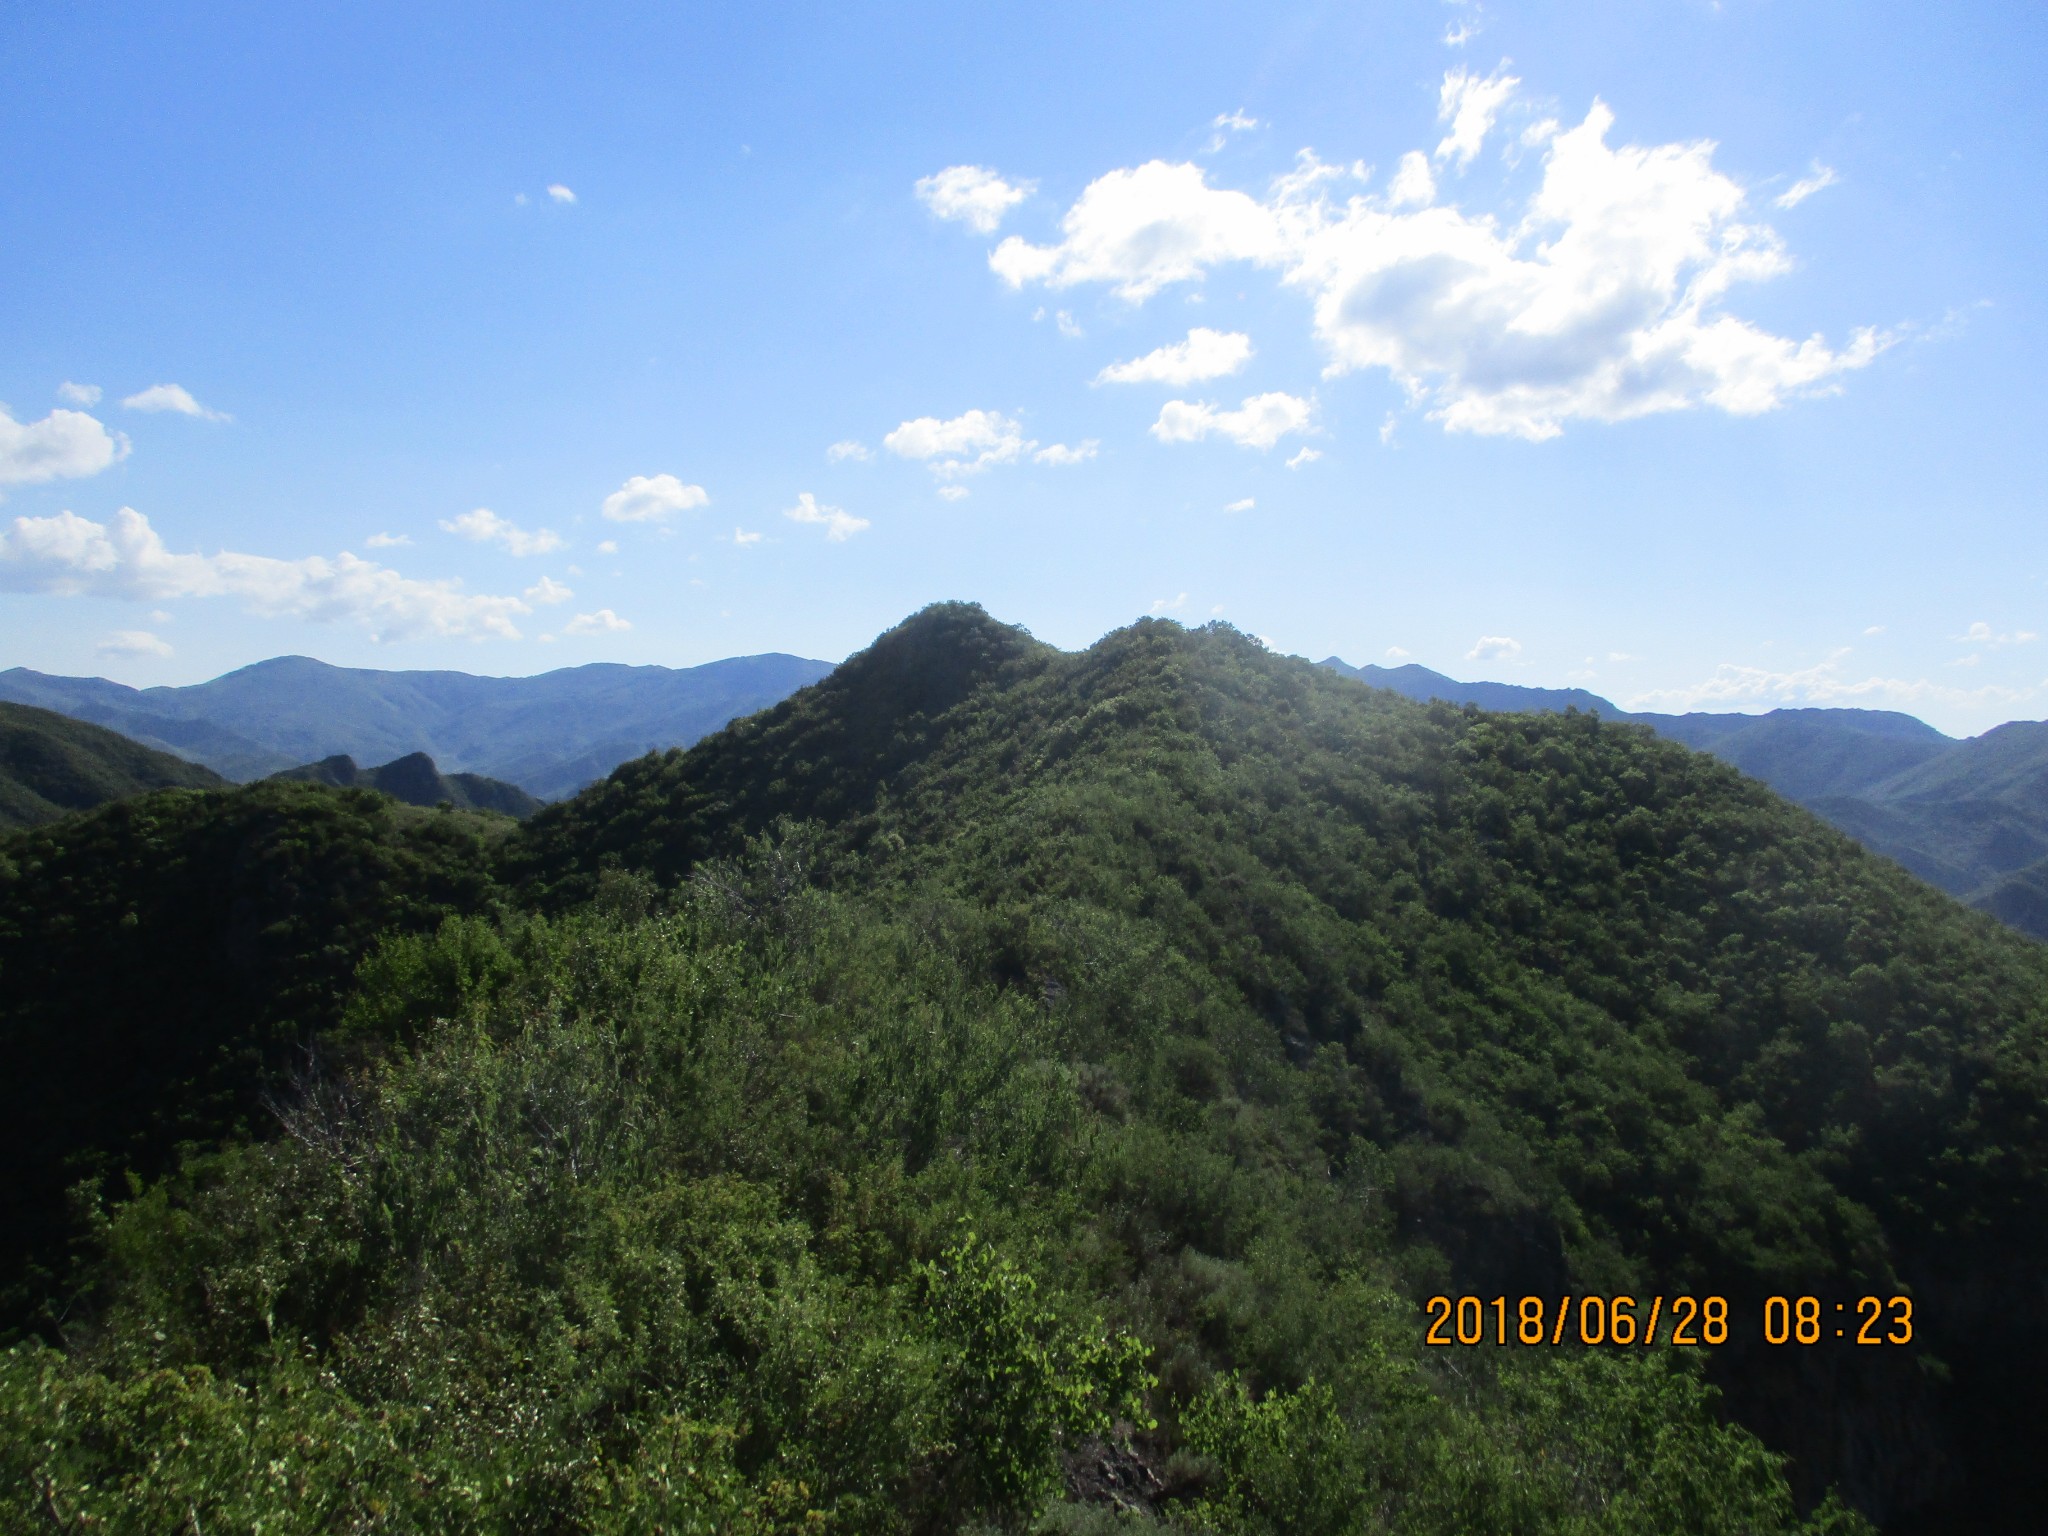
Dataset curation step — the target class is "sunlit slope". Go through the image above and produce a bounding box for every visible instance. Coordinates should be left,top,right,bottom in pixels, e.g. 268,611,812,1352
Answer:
516,602,2048,1525
0,700,224,827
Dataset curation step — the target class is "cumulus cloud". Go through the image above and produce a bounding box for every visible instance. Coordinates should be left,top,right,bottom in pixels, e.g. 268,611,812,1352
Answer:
0,406,129,490
547,183,577,204
1628,649,2035,715
984,78,1885,439
122,384,229,421
1953,621,2037,649
991,160,1287,299
1096,327,1254,385
97,629,172,658
732,527,763,545
1286,446,1323,467
1151,391,1313,449
1435,63,1519,169
440,507,565,556
0,506,534,640
565,608,629,634
602,473,708,522
1033,440,1098,465
916,165,1035,234
1223,497,1255,513
826,439,872,463
364,531,412,548
1206,109,1262,152
884,410,1031,477
937,485,970,502
524,575,573,605
1775,163,1837,210
784,491,870,541
1386,645,1411,658
1151,592,1189,614
596,539,619,555
1467,635,1522,661
57,382,101,407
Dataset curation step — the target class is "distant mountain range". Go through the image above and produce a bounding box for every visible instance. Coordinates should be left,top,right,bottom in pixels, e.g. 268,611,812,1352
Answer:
3,646,2041,940
0,653,835,800
1319,657,2048,939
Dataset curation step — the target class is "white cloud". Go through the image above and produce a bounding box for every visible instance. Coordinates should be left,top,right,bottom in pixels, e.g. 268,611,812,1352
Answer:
1151,391,1313,449
1056,309,1084,338
0,506,534,640
1206,109,1262,152
1467,635,1522,661
732,526,763,544
364,531,412,549
1954,621,2037,648
1775,163,1837,210
97,629,171,658
596,539,619,554
1223,497,1255,513
524,575,573,605
784,491,870,541
826,439,871,463
565,608,630,634
1863,624,1885,636
1286,446,1322,468
57,382,101,407
1435,63,1519,169
1379,414,1400,446
0,406,129,490
547,183,577,204
990,160,1288,300
122,383,229,421
602,473,708,522
1033,439,1098,465
1628,649,2035,715
1386,646,1411,658
937,485,970,502
984,82,1886,440
440,507,565,557
1385,150,1436,208
915,165,1035,234
1151,592,1189,613
1096,327,1254,385
1444,21,1478,47
884,409,1031,477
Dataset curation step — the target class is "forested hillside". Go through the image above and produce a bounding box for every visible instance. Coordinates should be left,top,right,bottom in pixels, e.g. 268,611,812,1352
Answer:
272,750,543,818
0,700,224,828
6,605,2045,1533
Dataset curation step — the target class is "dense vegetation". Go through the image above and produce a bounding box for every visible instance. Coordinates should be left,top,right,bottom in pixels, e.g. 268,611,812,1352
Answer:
6,605,2046,1532
0,782,507,1324
0,700,223,828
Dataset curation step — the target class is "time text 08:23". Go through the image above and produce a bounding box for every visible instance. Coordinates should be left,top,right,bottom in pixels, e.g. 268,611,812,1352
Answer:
1423,1294,1913,1348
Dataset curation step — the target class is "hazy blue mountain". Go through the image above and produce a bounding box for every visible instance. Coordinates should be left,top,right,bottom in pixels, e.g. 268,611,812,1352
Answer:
0,653,836,798
1317,655,2048,939
0,702,226,828
271,752,543,819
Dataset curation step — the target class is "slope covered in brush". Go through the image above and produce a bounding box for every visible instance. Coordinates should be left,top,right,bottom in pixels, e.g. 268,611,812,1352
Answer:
0,781,507,1324
0,700,225,828
516,603,2048,1528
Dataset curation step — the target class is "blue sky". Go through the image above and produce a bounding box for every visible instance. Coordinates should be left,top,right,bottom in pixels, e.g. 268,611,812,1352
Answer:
2,0,2043,734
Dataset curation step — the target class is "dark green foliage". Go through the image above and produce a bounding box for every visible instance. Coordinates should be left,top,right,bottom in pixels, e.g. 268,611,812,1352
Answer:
0,700,223,828
6,604,2045,1529
272,750,543,818
0,781,507,1328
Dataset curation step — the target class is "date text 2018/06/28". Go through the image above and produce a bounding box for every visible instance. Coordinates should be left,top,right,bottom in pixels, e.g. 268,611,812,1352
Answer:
1423,1295,1914,1347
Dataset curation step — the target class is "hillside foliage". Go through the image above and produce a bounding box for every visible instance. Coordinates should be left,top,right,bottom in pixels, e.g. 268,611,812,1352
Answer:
6,605,2046,1532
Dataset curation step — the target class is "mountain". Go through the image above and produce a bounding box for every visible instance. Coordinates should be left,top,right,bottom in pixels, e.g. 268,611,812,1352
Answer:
10,606,2048,1531
0,700,225,827
1317,657,2048,939
272,751,543,818
0,651,837,797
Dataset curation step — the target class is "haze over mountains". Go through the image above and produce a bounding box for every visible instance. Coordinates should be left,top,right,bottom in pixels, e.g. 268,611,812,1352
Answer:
7,643,2040,940
0,653,835,800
